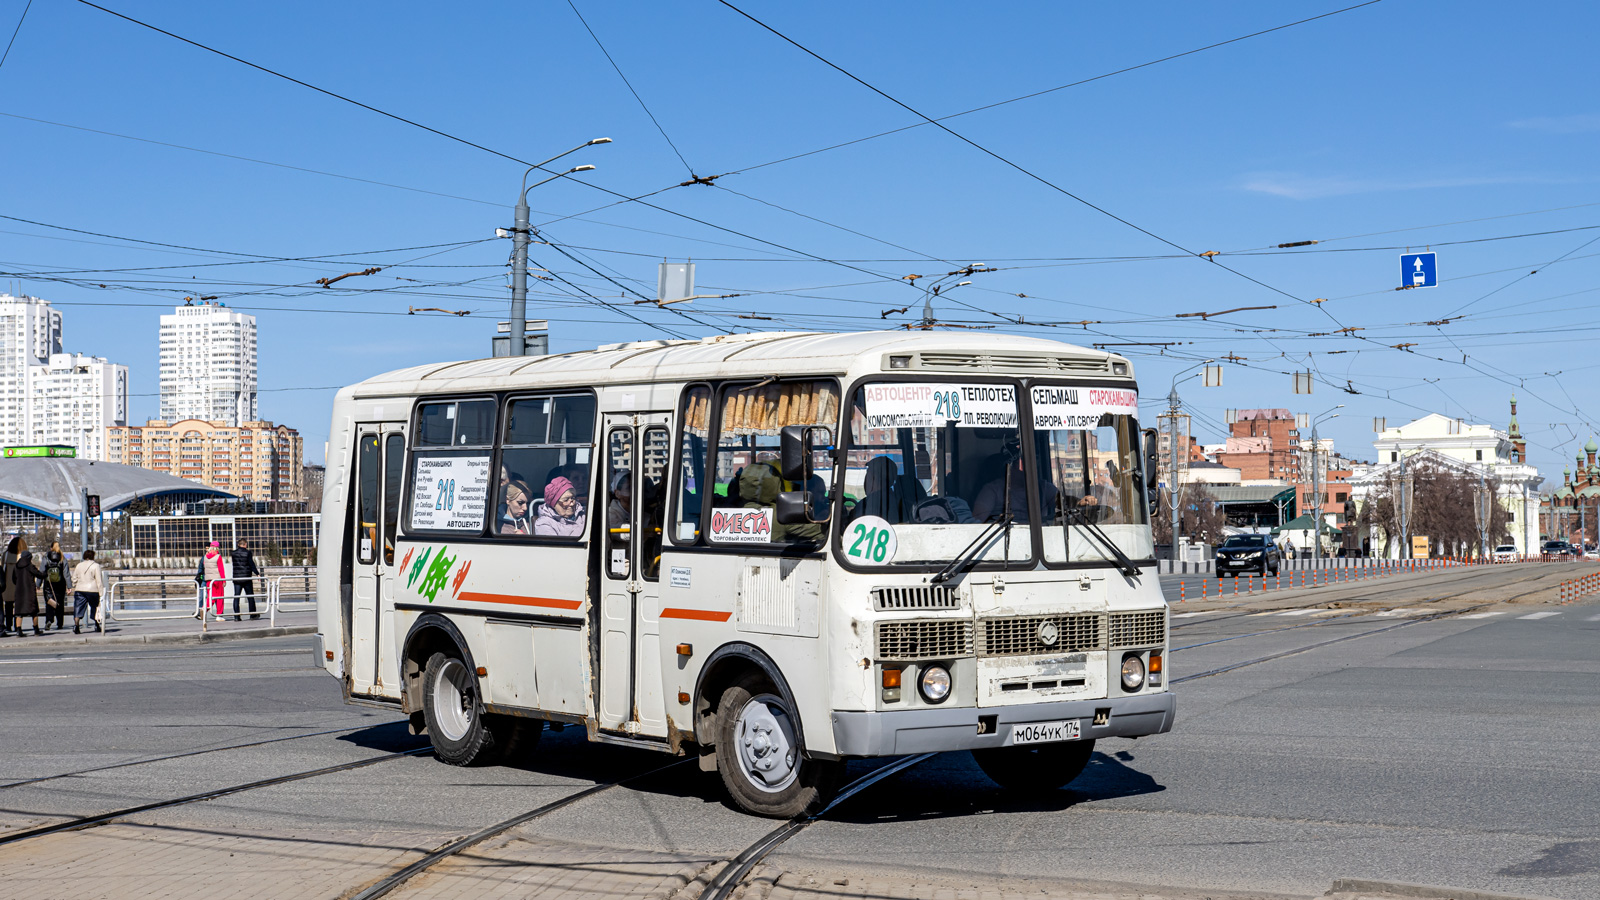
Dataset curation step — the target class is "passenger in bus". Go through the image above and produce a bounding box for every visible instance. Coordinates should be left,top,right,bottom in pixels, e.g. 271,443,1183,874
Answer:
500,480,534,535
740,461,821,543
534,476,586,537
607,470,632,532
851,456,914,523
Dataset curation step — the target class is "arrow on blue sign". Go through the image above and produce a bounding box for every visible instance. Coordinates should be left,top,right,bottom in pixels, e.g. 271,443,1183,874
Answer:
1400,252,1437,288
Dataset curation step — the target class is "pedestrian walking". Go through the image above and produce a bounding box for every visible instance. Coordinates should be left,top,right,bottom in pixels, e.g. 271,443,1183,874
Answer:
41,541,69,631
71,549,104,635
194,541,227,619
230,538,261,621
9,537,45,636
0,535,11,637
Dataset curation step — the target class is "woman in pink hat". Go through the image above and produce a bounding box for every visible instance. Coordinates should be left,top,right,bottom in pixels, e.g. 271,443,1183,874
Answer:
194,541,228,618
534,476,586,537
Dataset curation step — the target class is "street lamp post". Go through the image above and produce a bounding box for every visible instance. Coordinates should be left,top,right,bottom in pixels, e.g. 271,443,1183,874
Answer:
1308,405,1343,561
506,138,610,356
1163,360,1216,565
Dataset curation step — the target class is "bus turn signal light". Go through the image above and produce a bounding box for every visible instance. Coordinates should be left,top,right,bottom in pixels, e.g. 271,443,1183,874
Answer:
676,643,693,657
324,651,333,661
882,669,902,688
1148,654,1162,674
677,692,690,704
476,667,487,677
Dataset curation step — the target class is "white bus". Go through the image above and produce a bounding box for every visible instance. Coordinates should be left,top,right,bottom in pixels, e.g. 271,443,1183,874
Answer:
316,331,1175,817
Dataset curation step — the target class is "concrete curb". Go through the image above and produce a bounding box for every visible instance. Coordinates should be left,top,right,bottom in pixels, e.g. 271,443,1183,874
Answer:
1330,878,1564,900
0,624,315,651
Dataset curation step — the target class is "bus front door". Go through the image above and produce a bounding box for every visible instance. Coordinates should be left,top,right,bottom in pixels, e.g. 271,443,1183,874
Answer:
350,425,406,699
597,413,672,738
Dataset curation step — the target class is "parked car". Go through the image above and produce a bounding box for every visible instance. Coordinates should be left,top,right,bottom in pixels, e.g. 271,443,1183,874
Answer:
1216,534,1282,577
1542,540,1572,558
1492,544,1517,563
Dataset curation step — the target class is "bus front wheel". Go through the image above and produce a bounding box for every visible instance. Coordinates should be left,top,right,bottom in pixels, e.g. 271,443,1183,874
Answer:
972,739,1096,792
714,672,843,818
421,652,539,765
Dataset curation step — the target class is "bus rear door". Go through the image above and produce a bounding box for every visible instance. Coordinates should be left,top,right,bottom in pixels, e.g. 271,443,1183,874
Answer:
597,413,672,737
350,424,406,698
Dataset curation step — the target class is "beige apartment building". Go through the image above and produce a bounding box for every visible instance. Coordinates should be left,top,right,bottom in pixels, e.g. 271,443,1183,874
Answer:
105,419,304,502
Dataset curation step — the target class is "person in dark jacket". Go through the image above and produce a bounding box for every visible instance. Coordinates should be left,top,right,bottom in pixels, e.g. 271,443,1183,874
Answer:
9,537,45,636
41,541,70,631
230,539,261,621
0,537,11,637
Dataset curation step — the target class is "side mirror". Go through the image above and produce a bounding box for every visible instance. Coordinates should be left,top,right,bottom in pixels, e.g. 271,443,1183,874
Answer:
780,424,832,483
1143,427,1161,513
776,491,814,525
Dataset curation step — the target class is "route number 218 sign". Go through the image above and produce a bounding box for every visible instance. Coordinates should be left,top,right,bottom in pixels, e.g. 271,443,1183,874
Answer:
844,515,898,563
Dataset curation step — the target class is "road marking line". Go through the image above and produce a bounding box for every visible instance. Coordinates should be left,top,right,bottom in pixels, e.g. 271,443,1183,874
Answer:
1276,609,1323,616
1459,612,1506,619
1588,614,1600,622
1375,608,1428,617
1518,611,1561,620
1172,612,1213,618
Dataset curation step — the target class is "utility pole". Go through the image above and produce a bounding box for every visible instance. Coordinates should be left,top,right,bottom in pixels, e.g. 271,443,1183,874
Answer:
1168,386,1181,561
502,140,608,356
1398,450,1410,559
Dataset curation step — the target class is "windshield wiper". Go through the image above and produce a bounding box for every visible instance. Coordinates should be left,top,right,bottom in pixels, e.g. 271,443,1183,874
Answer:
930,512,1012,584
1065,506,1140,577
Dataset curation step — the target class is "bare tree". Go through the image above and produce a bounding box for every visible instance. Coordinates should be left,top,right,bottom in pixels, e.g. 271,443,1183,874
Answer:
1153,484,1227,547
1362,459,1511,556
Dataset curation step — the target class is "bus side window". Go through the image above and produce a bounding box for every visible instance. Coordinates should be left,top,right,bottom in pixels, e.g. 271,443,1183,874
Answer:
640,425,670,579
673,385,710,544
708,379,837,546
356,434,379,564
499,394,595,540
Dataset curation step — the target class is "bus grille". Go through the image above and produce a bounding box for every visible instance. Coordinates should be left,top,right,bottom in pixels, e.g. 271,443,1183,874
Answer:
1108,610,1166,647
978,613,1103,657
872,586,960,611
912,352,1109,374
875,620,973,660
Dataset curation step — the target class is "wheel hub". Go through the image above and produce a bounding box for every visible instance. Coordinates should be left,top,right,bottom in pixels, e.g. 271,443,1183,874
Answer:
735,694,798,792
431,659,474,742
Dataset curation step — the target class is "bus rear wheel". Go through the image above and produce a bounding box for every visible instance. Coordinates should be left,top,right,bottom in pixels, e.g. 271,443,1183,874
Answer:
972,738,1096,792
421,652,540,765
714,672,842,818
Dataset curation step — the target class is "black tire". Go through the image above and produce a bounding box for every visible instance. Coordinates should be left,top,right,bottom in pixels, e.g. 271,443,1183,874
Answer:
714,672,843,818
422,651,510,766
973,738,1096,792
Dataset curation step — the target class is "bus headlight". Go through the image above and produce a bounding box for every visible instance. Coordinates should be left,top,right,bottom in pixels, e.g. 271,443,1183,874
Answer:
919,664,952,704
1120,654,1146,692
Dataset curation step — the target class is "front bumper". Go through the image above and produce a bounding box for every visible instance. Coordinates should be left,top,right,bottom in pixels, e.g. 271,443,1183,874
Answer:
830,691,1176,757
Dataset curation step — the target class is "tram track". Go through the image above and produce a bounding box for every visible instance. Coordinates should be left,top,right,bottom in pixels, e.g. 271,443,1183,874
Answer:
1168,563,1574,633
0,745,430,847
0,720,407,790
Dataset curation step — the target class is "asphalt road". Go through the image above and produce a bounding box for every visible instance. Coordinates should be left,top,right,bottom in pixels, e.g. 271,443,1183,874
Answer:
0,563,1593,899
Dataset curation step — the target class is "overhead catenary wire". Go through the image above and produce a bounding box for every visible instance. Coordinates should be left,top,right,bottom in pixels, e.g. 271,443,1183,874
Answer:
565,0,695,178
0,0,32,70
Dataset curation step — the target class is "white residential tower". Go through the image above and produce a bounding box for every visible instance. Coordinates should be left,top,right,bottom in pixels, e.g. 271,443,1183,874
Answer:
159,301,258,426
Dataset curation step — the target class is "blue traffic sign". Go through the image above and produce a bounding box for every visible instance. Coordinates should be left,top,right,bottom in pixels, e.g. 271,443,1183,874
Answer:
1401,252,1437,288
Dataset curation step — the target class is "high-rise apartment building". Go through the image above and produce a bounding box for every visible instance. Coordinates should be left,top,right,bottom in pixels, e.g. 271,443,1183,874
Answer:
106,418,304,502
159,301,257,426
24,353,129,460
0,294,64,445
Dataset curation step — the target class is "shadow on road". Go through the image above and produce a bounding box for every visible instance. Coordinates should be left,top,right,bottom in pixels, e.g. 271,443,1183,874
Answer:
335,720,430,753
825,747,1165,824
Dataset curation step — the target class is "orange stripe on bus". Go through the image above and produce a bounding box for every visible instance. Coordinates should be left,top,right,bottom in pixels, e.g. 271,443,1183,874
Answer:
660,607,732,622
457,592,583,611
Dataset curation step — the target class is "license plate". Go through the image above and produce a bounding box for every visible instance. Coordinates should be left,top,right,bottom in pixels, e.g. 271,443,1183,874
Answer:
1010,719,1081,745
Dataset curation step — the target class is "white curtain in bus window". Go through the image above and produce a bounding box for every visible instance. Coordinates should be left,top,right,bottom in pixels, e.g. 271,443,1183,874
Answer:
707,380,837,545
845,382,1031,566
1029,385,1153,562
673,386,712,543
409,399,495,533
499,394,595,539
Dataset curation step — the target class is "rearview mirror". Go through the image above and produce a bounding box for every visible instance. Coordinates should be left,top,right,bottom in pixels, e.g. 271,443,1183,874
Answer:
1143,427,1161,514
780,424,833,483
776,490,815,525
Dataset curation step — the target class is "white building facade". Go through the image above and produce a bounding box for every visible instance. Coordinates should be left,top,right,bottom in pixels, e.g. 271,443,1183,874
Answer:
1349,407,1542,556
159,301,257,426
24,353,130,460
0,294,64,446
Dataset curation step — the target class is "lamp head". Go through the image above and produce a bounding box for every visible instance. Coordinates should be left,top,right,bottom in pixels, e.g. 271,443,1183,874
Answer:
587,137,613,146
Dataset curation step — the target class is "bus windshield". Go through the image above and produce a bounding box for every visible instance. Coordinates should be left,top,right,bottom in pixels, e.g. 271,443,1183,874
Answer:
843,381,1033,567
842,379,1152,569
1029,383,1152,564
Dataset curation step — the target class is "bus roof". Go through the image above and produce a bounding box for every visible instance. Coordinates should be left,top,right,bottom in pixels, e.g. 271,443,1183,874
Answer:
346,330,1131,398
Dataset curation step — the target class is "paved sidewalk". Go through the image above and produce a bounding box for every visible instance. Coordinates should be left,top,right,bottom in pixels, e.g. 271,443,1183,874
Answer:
0,607,314,651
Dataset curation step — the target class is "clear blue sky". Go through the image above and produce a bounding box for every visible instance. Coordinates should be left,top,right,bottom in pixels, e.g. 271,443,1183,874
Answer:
1,0,1595,474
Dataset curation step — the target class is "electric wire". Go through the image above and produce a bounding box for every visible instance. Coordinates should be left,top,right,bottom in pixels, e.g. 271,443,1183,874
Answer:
564,0,695,177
